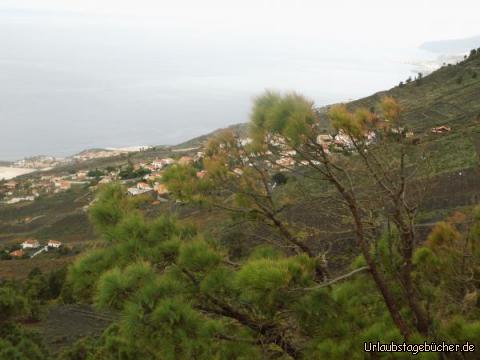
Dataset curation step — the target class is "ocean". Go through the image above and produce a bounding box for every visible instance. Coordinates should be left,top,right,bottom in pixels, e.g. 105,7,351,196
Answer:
0,13,439,161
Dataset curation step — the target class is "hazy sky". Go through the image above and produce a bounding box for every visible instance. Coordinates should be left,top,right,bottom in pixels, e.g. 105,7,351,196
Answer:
1,0,479,160
2,0,478,42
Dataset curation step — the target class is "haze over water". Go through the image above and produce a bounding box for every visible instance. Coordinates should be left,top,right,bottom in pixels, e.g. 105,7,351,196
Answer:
1,1,478,161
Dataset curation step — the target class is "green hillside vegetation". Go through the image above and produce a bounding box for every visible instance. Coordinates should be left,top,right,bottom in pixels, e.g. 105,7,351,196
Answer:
25,180,473,360
0,187,94,279
16,93,478,358
0,187,94,244
0,267,68,359
174,123,250,150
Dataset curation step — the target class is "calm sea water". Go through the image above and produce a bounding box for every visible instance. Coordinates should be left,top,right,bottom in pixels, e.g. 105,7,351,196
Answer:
0,14,437,161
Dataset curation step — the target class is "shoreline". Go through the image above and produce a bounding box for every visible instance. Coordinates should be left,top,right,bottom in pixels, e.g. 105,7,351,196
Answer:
0,166,37,180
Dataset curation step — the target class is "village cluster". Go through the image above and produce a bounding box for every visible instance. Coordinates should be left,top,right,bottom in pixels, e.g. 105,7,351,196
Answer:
0,152,205,206
0,152,206,261
124,154,206,199
247,123,451,170
0,147,155,202
0,173,89,204
12,155,67,169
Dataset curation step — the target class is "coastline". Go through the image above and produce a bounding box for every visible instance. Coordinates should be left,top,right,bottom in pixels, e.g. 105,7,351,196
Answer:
0,166,37,180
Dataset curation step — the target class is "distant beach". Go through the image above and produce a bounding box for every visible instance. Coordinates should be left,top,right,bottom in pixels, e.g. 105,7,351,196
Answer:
0,167,37,180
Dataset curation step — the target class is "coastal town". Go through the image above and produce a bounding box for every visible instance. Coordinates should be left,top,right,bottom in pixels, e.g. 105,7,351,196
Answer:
0,148,202,262
0,152,201,206
2,120,454,206
0,121,454,265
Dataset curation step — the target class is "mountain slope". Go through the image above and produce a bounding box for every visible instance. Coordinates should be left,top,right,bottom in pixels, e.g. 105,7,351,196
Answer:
345,51,480,132
342,52,480,172
173,123,249,149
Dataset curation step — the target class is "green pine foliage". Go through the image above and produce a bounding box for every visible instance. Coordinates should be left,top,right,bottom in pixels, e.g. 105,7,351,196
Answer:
57,183,480,358
61,80,480,358
0,280,51,360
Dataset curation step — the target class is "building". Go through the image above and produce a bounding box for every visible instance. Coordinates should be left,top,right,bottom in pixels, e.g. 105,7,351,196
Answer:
5,196,35,204
233,168,244,176
334,130,354,148
431,125,451,134
144,173,162,182
276,157,296,169
139,163,157,172
178,156,194,166
194,152,205,161
10,249,24,258
316,134,333,145
4,180,18,190
75,171,88,180
21,239,40,249
240,138,252,146
48,240,62,248
196,170,207,179
55,180,72,191
151,160,164,170
152,158,175,169
127,187,153,196
365,130,376,144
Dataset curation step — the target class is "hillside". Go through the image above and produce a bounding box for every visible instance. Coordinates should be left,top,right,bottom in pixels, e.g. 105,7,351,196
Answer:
346,52,480,130
165,52,480,256
173,123,250,149
344,51,480,172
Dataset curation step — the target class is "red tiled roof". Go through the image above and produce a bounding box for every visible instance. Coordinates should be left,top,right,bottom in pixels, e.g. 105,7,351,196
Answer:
10,249,24,257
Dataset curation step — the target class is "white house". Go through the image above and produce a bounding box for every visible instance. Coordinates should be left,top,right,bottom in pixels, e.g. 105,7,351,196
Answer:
48,240,62,248
152,158,175,169
127,187,153,196
21,239,40,249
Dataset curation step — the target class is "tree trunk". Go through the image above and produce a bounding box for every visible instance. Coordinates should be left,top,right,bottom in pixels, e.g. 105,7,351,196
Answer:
397,224,431,335
331,176,412,340
269,214,329,282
